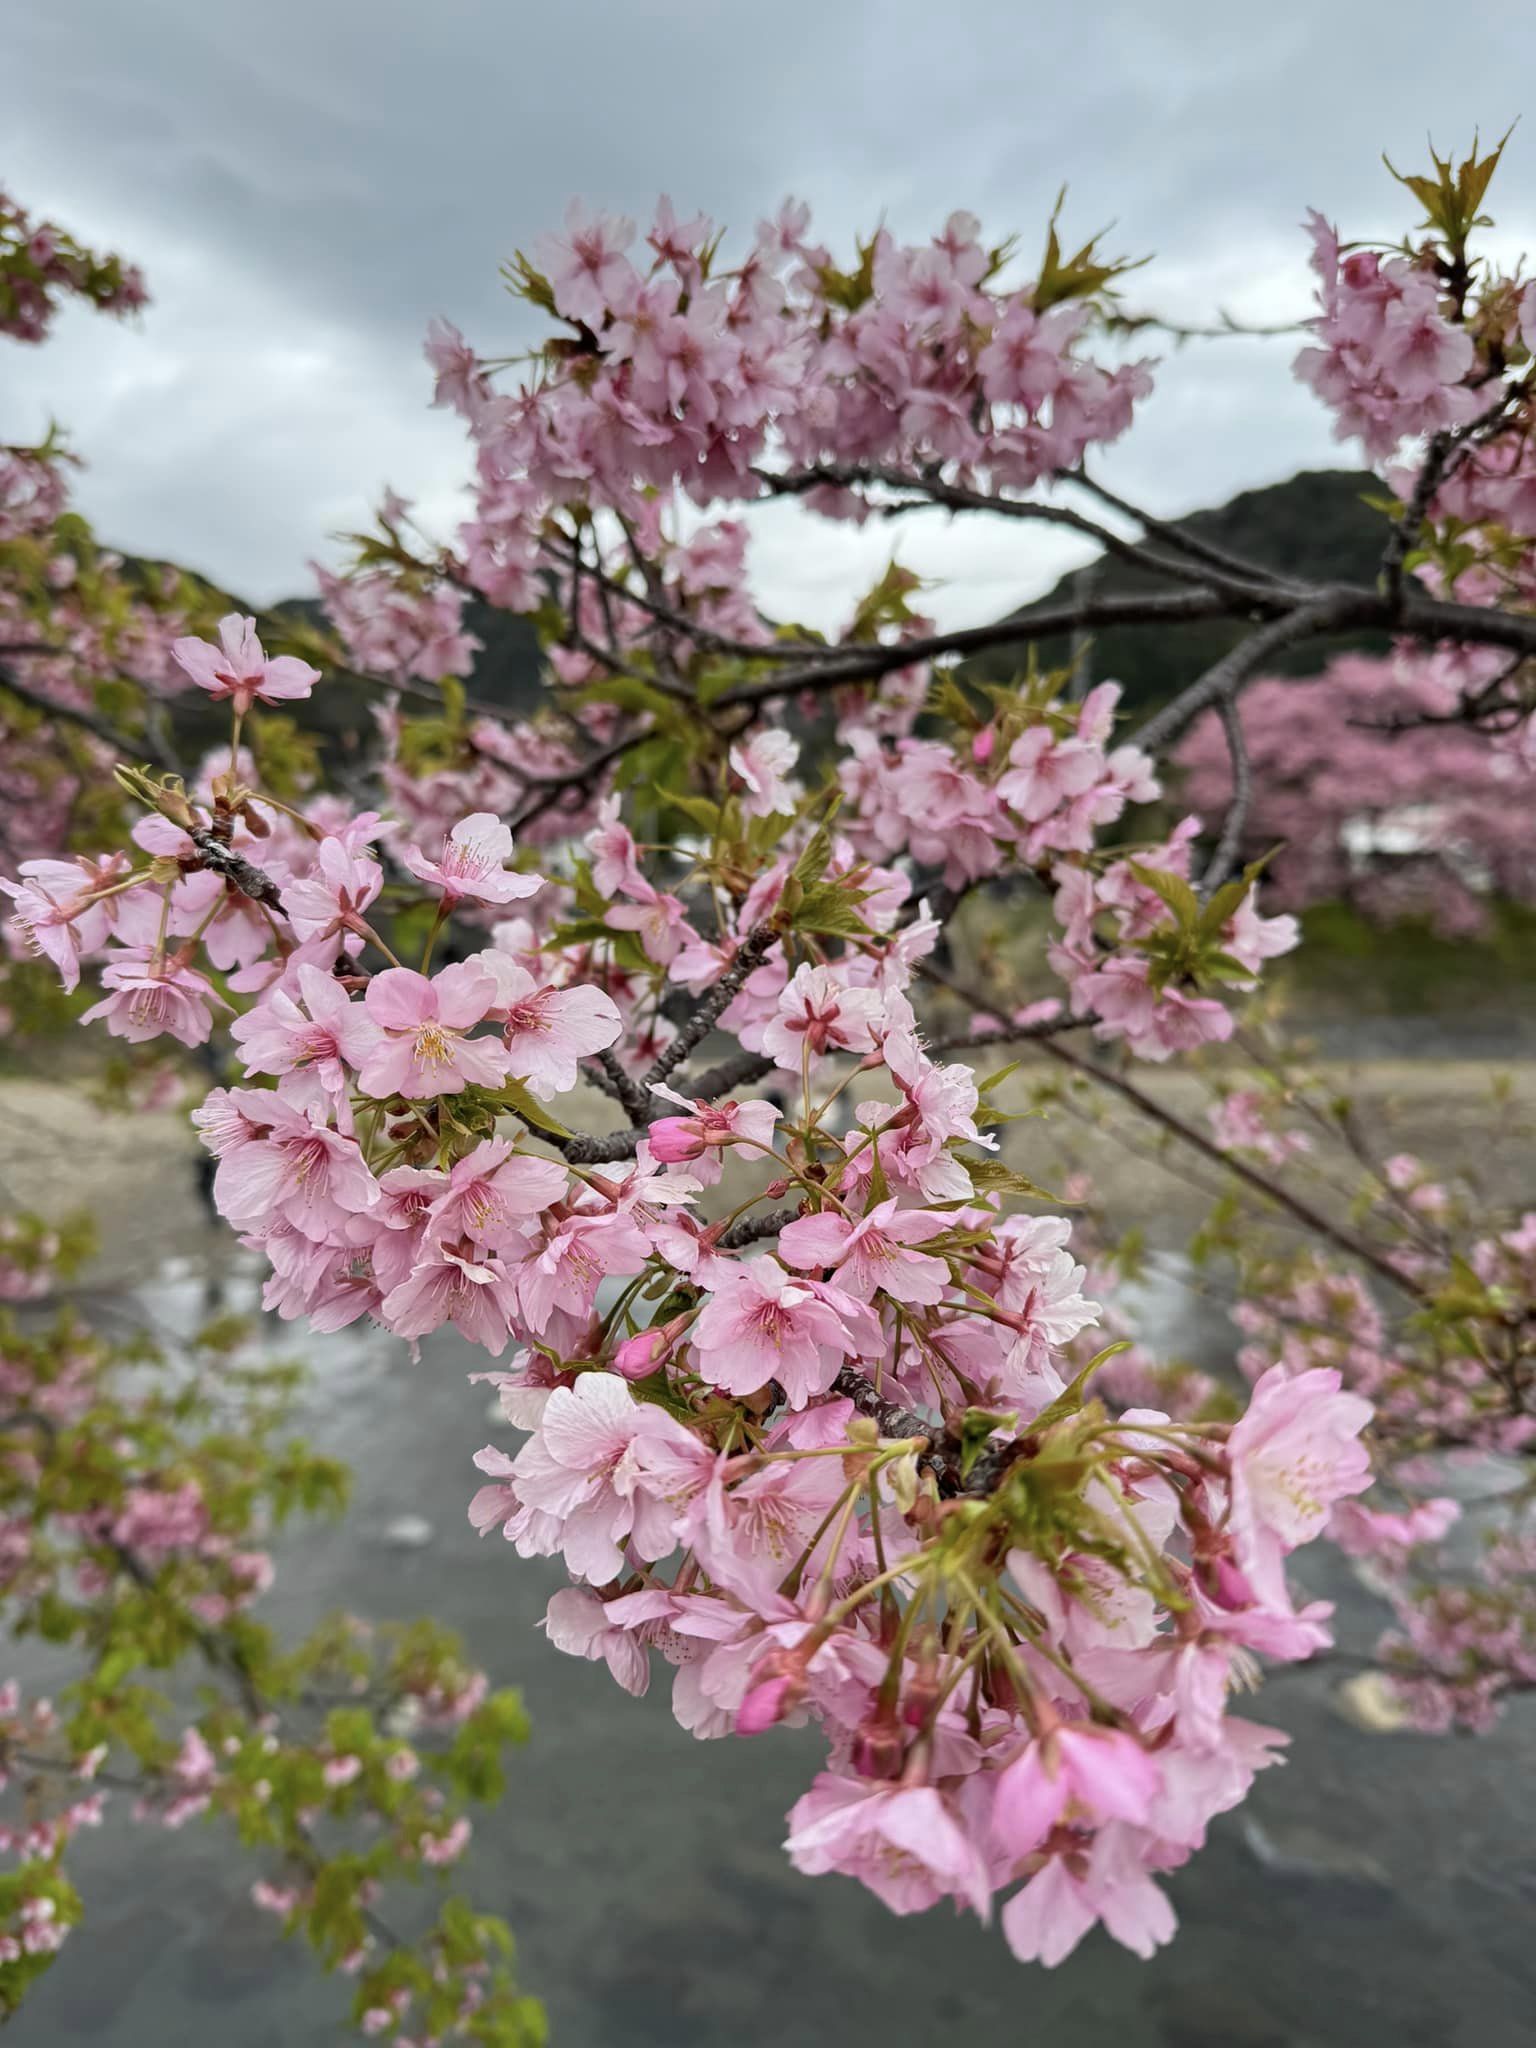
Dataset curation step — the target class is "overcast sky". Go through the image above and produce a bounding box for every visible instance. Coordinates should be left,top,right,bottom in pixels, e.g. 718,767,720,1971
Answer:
8,3,1534,630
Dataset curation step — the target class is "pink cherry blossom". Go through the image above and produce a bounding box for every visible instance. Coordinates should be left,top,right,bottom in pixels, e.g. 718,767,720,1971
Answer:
0,853,131,992
729,729,800,818
210,1096,379,1236
422,1139,567,1247
79,946,222,1046
228,961,380,1104
509,1371,704,1582
401,812,543,907
760,963,884,1069
785,1776,991,1919
991,1725,1161,1858
382,1244,522,1349
358,961,509,1100
778,1198,950,1305
693,1259,861,1407
481,956,623,1098
1226,1363,1373,1603
171,614,320,713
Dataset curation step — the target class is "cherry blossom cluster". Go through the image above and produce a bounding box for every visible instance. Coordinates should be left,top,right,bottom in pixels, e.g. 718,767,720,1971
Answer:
14,143,1536,1993
1293,210,1484,463
421,196,1152,614
1177,650,1536,935
0,189,146,345
19,603,1384,1970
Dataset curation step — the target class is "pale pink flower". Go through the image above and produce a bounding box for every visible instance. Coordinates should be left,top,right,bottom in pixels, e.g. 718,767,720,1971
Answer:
1226,1363,1373,1603
1001,1825,1175,1966
536,201,637,329
1,853,131,992
760,963,884,1069
606,885,692,965
785,1776,992,1918
80,946,222,1047
480,955,623,1098
424,315,486,416
693,1259,861,1407
541,1586,651,1695
778,1198,950,1305
401,812,542,907
510,1372,703,1582
420,1817,471,1866
515,1211,652,1334
991,1726,1160,1858
729,729,800,817
171,614,319,713
1329,1495,1459,1561
357,961,509,1100
688,1451,848,1604
997,726,1103,822
282,839,383,953
585,796,645,900
228,963,380,1102
381,1244,521,1350
422,1138,567,1247
211,1097,379,1236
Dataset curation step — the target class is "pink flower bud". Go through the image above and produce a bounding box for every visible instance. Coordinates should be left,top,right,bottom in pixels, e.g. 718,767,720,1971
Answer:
612,1329,669,1381
736,1673,796,1735
648,1115,706,1163
971,724,997,763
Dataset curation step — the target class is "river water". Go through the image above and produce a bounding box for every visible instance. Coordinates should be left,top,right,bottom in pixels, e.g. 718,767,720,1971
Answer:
12,1248,1536,2048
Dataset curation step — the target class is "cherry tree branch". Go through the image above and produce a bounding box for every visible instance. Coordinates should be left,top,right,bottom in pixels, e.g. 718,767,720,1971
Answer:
1200,694,1252,893
914,961,1430,1304
642,924,777,1089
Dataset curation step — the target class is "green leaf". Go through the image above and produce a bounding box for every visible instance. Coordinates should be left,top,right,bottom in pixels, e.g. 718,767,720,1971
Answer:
1027,1340,1132,1433
1128,861,1200,932
964,1156,1068,1203
495,1082,572,1140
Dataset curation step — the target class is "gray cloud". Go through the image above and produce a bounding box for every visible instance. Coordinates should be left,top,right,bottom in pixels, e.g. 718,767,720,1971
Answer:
7,2,1534,622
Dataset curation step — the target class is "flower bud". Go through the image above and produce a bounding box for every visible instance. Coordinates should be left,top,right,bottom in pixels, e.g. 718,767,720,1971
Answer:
851,1705,906,1780
611,1329,669,1381
648,1116,705,1164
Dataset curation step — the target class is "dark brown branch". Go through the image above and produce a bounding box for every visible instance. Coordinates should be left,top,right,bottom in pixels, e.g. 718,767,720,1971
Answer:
1063,471,1307,594
560,1127,647,1165
186,829,288,913
1132,593,1368,756
719,1206,802,1250
643,924,777,1089
763,464,1281,602
712,586,1264,716
506,729,646,834
685,1048,775,1101
592,1046,651,1124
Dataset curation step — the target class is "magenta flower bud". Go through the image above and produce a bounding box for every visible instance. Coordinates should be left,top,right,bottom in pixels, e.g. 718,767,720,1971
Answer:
735,1673,796,1735
611,1329,669,1381
971,723,997,763
648,1115,706,1164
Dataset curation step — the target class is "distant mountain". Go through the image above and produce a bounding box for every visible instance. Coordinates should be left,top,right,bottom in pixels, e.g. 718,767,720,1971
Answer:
963,468,1392,711
131,468,1389,763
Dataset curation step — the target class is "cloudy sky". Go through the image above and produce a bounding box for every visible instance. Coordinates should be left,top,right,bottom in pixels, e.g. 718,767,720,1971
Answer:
8,3,1534,631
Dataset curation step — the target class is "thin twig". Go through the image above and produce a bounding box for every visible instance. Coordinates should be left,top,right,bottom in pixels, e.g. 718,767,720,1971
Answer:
643,925,777,1089
1200,694,1252,893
